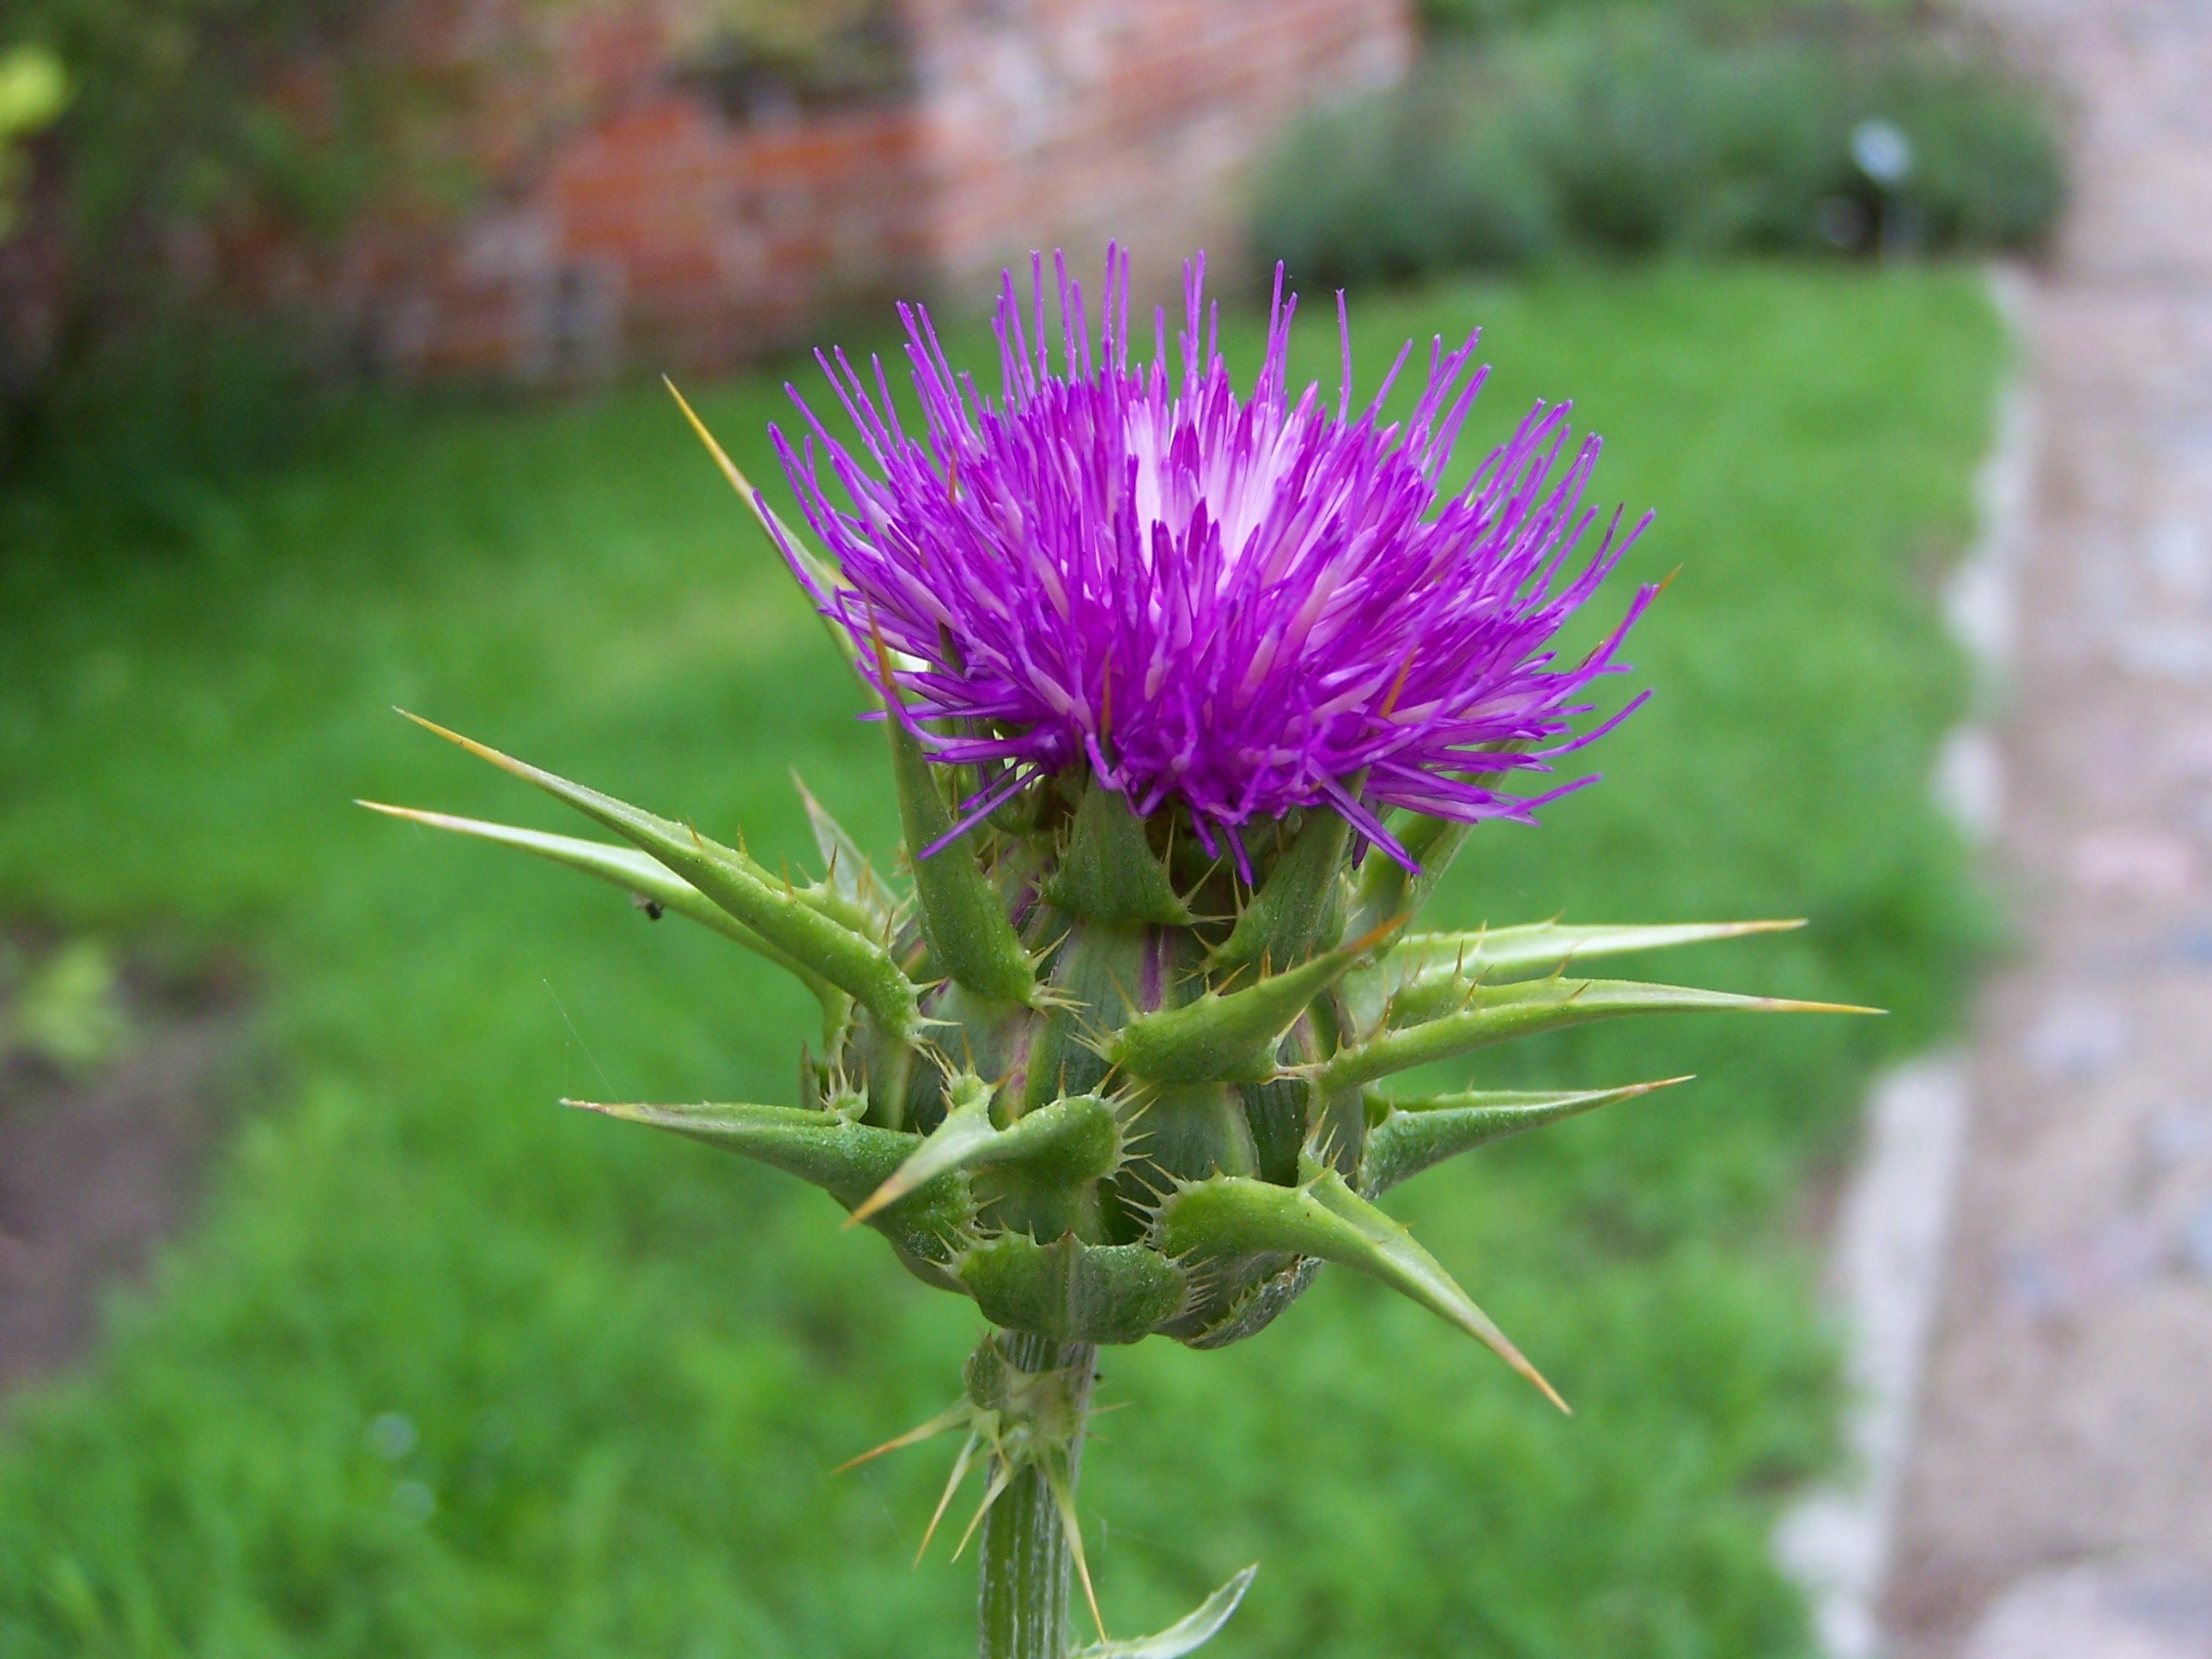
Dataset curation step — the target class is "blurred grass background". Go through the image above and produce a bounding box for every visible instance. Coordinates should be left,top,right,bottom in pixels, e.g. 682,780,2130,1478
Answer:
0,262,2001,1656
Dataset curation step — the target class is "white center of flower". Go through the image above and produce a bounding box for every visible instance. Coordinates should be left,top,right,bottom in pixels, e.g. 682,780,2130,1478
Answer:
1122,392,1307,570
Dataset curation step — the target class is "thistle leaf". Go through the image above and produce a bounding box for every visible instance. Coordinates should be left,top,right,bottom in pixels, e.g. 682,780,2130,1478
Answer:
790,771,898,935
884,709,1041,1007
565,1098,969,1260
1343,813,1469,942
1109,920,1401,1085
1361,1078,1692,1195
1177,1257,1319,1351
356,802,847,1013
1156,1164,1566,1410
1343,918,1806,1034
1043,779,1192,926
1402,918,1803,977
1316,976,1879,1092
840,1076,994,1225
1071,1565,1259,1659
1210,804,1349,973
957,1233,1188,1346
852,1086,1118,1231
397,713,926,1041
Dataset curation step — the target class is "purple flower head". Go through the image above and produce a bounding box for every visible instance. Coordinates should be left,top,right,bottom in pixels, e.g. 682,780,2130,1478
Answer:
769,246,1656,872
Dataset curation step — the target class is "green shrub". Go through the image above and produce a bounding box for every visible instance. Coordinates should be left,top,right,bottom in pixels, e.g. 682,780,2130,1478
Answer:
1859,54,2066,248
1258,68,1557,284
1254,8,2063,284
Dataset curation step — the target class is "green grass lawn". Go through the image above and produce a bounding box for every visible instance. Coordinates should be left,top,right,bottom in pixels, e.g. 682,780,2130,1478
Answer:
0,264,2000,1658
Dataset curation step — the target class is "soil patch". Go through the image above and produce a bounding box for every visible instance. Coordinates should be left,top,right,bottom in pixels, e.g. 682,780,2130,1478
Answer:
0,933,251,1396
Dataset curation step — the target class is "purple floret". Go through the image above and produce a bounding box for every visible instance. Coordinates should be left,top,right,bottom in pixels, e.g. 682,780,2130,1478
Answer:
769,246,1656,872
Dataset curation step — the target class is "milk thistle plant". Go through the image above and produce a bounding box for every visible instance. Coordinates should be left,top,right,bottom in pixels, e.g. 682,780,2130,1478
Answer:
367,248,1863,1659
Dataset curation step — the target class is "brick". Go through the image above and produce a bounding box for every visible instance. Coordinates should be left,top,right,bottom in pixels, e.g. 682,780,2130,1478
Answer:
293,0,1411,384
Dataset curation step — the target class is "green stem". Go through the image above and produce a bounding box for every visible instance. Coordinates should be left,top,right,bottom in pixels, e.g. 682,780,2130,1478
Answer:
976,1330,1097,1659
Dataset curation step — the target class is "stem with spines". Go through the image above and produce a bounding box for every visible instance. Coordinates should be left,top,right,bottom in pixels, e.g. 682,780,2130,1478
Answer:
977,1330,1097,1659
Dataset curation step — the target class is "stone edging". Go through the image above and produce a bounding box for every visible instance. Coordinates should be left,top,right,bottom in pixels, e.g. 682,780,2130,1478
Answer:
1771,265,2036,1659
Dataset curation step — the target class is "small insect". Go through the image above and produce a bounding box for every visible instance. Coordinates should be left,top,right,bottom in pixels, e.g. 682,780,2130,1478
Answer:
630,893,665,921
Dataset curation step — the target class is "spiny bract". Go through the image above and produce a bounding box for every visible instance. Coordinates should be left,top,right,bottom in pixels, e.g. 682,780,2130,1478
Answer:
364,248,1865,1657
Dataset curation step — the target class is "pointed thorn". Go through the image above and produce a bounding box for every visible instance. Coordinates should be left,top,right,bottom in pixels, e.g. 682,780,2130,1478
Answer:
664,378,750,498
843,1182,900,1229
1347,913,1411,959
395,707,516,771
1046,1457,1108,1644
1511,1348,1572,1416
951,1463,1015,1561
915,1431,981,1563
833,1404,971,1474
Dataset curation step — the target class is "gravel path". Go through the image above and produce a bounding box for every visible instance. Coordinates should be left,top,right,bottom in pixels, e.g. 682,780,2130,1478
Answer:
1887,2,2212,1654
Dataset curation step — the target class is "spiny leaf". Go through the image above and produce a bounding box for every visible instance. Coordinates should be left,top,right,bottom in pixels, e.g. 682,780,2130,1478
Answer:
1316,976,1879,1092
1405,917,1803,976
564,1098,969,1259
1361,1078,1692,1195
1109,919,1402,1085
846,1077,995,1226
1210,803,1350,973
1344,918,1805,1032
851,1086,1120,1228
1155,1164,1566,1410
665,378,863,684
1343,812,1469,942
1072,1565,1259,1659
1043,778,1193,926
791,771,899,936
957,1233,1188,1346
884,708,1041,1006
356,802,846,1015
397,713,925,1041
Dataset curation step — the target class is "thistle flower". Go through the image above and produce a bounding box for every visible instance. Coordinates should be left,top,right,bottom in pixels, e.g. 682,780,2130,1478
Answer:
365,250,1867,1659
772,249,1656,872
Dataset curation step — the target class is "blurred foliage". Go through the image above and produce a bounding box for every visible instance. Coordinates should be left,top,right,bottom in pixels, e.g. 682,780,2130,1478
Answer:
0,937,133,1079
1419,0,1917,33
1257,6,2063,286
0,44,68,238
0,265,2002,1656
0,0,905,489
0,0,449,276
0,0,442,484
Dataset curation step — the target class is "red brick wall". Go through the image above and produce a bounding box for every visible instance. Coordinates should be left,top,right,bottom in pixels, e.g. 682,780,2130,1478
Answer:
371,0,1411,381
548,99,930,368
913,0,1412,295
